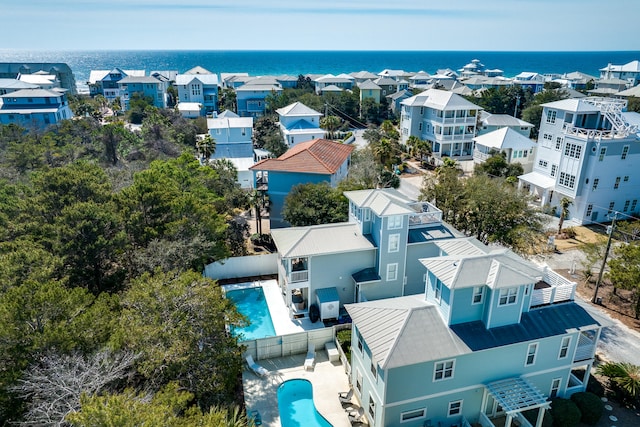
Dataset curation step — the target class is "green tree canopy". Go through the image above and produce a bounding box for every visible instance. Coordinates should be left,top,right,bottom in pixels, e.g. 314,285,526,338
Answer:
608,242,640,318
282,182,348,226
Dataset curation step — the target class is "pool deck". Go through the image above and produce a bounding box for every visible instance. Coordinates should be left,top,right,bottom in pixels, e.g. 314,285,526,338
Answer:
243,352,363,427
224,280,326,336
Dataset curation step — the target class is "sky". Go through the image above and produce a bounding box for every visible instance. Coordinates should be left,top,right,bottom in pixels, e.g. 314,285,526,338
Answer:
3,0,640,51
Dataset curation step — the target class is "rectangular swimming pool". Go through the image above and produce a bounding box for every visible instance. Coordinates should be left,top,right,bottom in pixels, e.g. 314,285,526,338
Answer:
226,286,276,341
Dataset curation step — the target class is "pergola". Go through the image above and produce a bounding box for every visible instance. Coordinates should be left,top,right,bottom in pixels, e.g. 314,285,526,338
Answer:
485,377,551,427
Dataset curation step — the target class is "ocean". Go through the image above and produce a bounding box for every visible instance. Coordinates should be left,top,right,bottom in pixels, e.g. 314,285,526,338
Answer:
1,50,639,93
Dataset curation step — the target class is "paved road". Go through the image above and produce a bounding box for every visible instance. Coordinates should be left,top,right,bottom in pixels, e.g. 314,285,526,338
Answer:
532,248,640,366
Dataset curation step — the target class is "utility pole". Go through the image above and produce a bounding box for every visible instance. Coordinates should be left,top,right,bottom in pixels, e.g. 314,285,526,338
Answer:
592,212,617,304
514,95,521,118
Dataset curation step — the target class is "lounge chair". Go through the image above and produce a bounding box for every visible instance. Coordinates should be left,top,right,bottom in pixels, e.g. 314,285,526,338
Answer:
339,388,354,405
246,355,269,377
348,407,365,424
304,343,315,371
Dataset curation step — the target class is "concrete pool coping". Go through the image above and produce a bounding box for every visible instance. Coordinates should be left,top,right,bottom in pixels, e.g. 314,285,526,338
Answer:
242,352,360,427
223,280,326,337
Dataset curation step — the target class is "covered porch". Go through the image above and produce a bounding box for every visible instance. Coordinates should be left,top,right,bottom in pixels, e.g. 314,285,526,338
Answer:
479,377,550,427
518,172,556,206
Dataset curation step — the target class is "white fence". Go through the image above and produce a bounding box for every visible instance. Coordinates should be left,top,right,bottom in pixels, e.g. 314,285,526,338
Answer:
203,253,278,280
244,327,337,361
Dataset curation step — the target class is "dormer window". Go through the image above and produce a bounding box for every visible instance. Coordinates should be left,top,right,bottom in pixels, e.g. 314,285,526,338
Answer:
498,287,518,306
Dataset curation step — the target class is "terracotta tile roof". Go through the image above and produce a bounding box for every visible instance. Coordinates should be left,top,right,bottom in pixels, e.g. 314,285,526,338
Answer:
250,138,354,174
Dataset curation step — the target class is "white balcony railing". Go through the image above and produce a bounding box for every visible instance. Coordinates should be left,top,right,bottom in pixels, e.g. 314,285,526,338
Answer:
530,267,576,307
290,270,309,283
574,332,596,362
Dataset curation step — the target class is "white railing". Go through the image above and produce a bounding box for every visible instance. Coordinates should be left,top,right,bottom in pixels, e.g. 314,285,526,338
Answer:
478,412,495,427
531,283,575,306
574,333,596,362
437,134,475,142
563,123,613,141
474,149,492,162
409,211,443,227
290,270,309,283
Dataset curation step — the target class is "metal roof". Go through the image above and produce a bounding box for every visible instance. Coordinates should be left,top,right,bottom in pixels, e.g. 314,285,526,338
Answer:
271,222,375,258
451,303,601,351
518,171,556,190
1,88,63,98
474,127,536,151
434,238,489,256
344,188,415,216
358,80,381,90
276,101,321,117
346,295,472,369
316,287,340,304
176,73,218,86
401,88,481,110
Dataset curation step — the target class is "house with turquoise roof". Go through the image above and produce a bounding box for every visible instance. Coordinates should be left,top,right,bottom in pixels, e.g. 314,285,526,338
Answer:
276,101,323,147
345,239,602,427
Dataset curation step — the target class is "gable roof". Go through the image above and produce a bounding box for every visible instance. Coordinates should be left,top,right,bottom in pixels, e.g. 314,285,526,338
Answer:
474,127,536,151
350,71,378,80
118,76,162,84
249,138,353,174
184,66,213,75
401,88,481,110
1,88,64,99
480,112,534,128
176,73,218,86
346,295,472,369
420,250,542,290
276,101,321,117
358,80,381,90
271,222,375,258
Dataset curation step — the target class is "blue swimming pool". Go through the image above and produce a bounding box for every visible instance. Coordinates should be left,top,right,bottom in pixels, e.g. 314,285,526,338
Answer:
278,379,333,427
226,287,276,341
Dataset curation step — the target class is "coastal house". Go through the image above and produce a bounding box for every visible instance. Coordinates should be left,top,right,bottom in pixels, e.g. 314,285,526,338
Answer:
513,72,546,93
250,138,353,229
275,75,299,89
553,71,597,91
372,76,408,97
276,102,323,147
176,66,218,114
477,112,534,138
235,77,282,118
358,80,382,104
0,63,77,95
409,71,432,88
350,71,379,84
0,88,73,129
387,90,412,117
18,72,60,90
88,68,145,102
588,78,629,96
207,110,254,188
473,127,537,173
269,188,459,318
600,60,640,86
345,241,601,427
314,74,354,94
0,78,38,95
400,88,481,162
118,75,168,110
518,97,640,224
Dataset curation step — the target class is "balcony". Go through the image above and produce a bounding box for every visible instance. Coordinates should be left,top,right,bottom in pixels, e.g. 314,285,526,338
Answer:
563,123,613,141
573,331,597,362
408,201,443,228
530,268,576,307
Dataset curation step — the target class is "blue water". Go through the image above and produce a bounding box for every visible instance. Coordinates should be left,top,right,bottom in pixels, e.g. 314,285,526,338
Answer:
1,50,639,92
226,287,276,341
278,379,333,427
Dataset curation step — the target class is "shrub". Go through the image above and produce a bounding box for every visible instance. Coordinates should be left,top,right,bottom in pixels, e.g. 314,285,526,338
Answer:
570,392,604,425
336,329,352,362
564,227,577,238
550,398,581,427
523,408,553,427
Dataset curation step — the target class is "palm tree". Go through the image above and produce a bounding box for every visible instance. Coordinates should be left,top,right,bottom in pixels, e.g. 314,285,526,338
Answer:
407,136,432,161
597,361,640,401
373,137,394,167
196,134,216,164
248,190,268,235
320,115,341,138
558,197,573,235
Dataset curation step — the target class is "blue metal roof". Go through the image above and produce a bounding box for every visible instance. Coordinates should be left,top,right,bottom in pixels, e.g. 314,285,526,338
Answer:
352,267,381,283
450,303,600,351
316,287,339,304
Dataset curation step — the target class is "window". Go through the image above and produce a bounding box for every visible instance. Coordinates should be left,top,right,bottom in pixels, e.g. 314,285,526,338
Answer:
550,378,562,399
538,159,548,168
434,280,442,303
564,143,582,159
622,145,630,160
356,369,363,393
368,396,376,419
388,215,403,230
191,84,201,96
364,209,371,221
614,177,621,189
418,123,422,131
624,176,629,182
608,202,615,214
551,165,557,177
472,286,484,304
526,343,538,366
546,110,557,124
370,361,377,379
401,408,426,423
559,336,571,359
592,178,599,190
586,204,593,217
386,263,398,281
357,333,363,353
633,200,638,212
541,133,553,148
624,200,630,212
559,172,576,189
434,360,455,381
599,147,606,161
448,400,463,417
388,234,400,253
555,137,563,150
499,287,518,306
